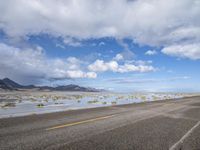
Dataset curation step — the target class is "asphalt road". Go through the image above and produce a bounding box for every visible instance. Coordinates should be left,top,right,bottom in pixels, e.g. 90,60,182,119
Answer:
1,96,200,150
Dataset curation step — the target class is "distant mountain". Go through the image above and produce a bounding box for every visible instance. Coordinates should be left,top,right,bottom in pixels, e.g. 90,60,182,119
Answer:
0,78,100,92
2,78,23,89
54,84,99,92
0,80,13,90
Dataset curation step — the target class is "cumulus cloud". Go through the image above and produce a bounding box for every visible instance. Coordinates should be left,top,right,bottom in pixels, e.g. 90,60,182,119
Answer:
113,53,124,61
63,37,82,47
161,43,200,60
0,43,96,83
0,0,199,59
145,50,157,56
66,70,97,78
88,59,155,73
66,57,83,70
0,0,199,64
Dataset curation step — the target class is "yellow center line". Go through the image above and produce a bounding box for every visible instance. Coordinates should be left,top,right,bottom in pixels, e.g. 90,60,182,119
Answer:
45,114,115,131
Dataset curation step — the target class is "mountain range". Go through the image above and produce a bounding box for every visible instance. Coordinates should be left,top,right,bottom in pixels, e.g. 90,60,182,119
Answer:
0,78,100,92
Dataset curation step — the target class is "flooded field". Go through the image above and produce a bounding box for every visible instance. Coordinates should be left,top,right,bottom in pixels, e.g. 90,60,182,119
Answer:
0,91,198,118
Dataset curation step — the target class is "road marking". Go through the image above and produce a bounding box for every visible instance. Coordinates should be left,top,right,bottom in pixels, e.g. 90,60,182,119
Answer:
169,121,200,150
46,115,115,131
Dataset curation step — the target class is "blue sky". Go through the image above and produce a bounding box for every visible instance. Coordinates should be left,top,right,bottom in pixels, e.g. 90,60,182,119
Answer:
0,0,199,92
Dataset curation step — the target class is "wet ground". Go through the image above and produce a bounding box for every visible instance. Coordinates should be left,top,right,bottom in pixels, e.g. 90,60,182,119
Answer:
0,91,196,118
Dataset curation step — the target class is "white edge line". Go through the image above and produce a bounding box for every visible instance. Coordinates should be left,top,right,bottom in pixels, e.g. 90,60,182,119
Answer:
169,120,200,150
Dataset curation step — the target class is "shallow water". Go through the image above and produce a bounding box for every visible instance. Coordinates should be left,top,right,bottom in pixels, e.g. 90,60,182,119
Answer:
0,92,195,118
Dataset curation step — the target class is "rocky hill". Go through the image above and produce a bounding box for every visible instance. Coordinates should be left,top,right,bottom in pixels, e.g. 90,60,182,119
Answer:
0,78,100,92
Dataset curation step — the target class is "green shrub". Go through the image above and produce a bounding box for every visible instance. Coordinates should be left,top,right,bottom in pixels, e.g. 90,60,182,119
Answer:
111,101,117,105
88,100,98,104
37,103,44,108
2,102,16,108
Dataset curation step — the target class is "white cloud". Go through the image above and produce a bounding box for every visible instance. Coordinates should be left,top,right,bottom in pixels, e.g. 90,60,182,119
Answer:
161,43,200,60
0,43,96,83
99,42,105,46
88,59,155,73
0,0,199,49
117,39,135,60
0,0,199,61
63,37,82,47
113,53,124,61
85,72,97,78
88,60,112,72
145,50,157,55
55,43,65,49
66,57,83,70
66,70,97,78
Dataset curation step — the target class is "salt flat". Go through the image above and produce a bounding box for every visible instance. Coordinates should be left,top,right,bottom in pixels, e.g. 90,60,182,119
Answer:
0,91,196,118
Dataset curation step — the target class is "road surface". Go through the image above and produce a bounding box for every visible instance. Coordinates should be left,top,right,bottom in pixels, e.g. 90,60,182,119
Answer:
1,96,200,150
